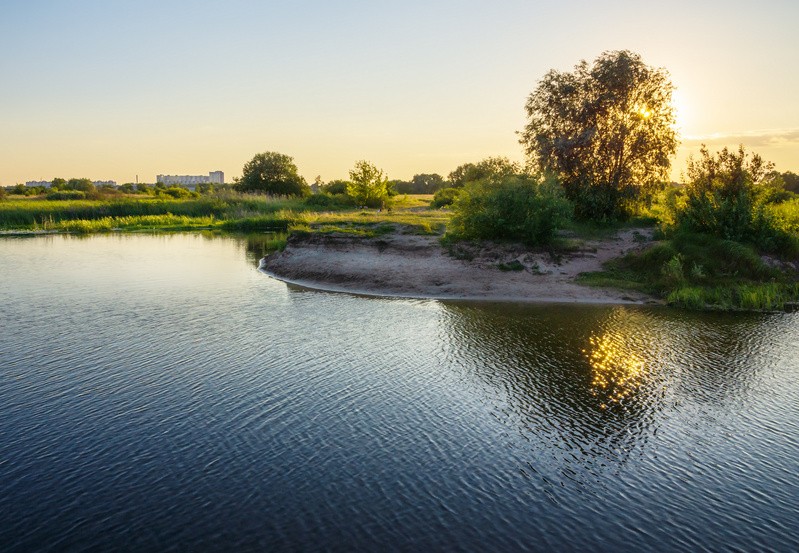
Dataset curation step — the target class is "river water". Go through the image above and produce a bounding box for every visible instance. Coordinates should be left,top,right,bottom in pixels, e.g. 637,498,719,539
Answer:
1,233,798,552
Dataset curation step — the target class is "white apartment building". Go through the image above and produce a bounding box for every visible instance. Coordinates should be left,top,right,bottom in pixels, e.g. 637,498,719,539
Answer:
156,171,224,186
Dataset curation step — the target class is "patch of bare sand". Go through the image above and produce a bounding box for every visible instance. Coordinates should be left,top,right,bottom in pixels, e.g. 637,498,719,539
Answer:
261,228,660,304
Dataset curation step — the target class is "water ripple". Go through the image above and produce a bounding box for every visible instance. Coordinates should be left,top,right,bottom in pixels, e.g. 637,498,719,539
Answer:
1,236,798,551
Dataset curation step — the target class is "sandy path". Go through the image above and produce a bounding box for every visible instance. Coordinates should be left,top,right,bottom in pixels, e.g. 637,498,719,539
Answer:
261,228,659,304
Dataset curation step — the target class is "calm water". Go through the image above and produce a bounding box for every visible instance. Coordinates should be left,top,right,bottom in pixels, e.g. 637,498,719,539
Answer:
1,234,798,552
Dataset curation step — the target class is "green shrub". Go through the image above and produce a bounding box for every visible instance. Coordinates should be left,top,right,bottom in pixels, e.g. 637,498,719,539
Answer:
670,145,797,254
304,192,355,208
321,180,350,195
448,175,573,245
431,187,460,208
156,186,194,199
661,254,685,286
46,190,87,201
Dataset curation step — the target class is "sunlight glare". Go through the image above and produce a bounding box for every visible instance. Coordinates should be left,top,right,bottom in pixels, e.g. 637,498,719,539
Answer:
672,89,692,134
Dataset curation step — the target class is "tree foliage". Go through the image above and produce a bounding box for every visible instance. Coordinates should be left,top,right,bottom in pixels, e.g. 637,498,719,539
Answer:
66,178,95,192
347,161,391,208
412,173,445,194
392,173,446,194
322,179,351,195
781,171,799,194
449,175,572,245
235,151,309,196
520,50,678,220
448,157,521,188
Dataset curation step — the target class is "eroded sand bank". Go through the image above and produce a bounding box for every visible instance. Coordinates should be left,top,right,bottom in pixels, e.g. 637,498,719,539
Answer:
261,228,660,304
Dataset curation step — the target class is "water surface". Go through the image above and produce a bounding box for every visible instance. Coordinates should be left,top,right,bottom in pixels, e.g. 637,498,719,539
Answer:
1,234,797,551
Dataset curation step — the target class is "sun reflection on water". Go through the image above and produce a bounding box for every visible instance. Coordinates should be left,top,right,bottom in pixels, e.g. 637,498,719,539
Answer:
585,331,647,410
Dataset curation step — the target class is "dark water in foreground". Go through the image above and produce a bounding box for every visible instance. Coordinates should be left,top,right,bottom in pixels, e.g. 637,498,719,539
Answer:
1,234,798,552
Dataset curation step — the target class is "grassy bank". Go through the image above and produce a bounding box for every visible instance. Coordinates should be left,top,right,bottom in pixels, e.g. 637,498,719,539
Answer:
0,193,447,236
579,233,799,310
0,194,308,229
4,191,797,311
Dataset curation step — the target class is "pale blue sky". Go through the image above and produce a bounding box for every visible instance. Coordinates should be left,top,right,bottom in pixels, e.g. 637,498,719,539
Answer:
2,0,798,185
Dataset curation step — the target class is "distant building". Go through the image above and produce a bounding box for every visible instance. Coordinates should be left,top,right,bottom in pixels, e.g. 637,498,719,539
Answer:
93,180,117,187
156,171,224,187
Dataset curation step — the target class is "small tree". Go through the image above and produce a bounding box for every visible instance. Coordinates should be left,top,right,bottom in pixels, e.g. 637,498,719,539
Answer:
236,151,309,196
347,161,391,208
521,50,678,220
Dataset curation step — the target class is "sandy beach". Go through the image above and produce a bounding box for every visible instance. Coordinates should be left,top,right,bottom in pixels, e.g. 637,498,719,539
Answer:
260,228,660,304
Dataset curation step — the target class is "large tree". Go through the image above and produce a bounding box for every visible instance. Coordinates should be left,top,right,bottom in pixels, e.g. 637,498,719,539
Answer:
236,151,309,196
520,50,678,220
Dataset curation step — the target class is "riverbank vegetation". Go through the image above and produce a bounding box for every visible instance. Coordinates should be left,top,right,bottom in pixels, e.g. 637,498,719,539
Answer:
3,50,798,310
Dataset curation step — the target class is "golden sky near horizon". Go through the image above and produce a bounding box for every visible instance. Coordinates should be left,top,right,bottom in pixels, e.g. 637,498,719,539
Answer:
1,1,797,185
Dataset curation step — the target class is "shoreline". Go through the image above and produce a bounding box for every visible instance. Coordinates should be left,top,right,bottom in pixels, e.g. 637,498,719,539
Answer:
260,229,661,305
258,265,647,305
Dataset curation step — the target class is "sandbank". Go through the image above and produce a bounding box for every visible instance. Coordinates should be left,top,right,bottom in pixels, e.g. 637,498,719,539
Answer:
260,228,660,304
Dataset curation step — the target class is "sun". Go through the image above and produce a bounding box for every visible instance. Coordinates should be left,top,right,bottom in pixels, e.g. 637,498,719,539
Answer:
671,89,692,134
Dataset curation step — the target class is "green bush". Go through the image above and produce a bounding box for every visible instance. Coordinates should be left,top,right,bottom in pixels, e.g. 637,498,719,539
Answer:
156,186,194,199
431,187,460,208
46,190,87,201
448,175,573,245
321,180,350,195
583,232,793,310
671,145,796,254
304,192,355,208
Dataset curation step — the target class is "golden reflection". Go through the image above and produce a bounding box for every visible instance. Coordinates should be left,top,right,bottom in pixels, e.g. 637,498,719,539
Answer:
584,332,646,409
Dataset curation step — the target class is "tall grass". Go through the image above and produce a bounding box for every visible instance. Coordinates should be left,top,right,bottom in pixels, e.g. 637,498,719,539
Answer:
220,210,301,232
667,283,799,311
50,214,219,233
0,194,307,229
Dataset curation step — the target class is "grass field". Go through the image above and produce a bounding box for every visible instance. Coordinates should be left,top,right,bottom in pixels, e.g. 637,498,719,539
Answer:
0,193,446,235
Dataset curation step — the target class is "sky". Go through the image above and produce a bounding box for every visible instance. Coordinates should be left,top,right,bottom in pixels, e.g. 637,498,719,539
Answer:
2,0,798,185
